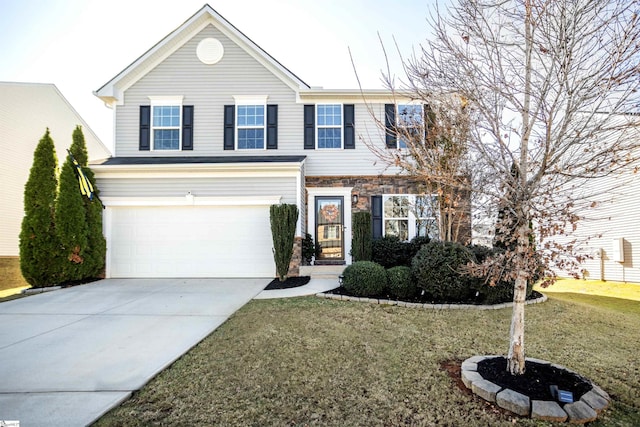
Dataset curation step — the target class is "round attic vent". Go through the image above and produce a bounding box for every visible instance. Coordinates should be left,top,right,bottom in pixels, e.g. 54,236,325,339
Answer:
196,38,224,65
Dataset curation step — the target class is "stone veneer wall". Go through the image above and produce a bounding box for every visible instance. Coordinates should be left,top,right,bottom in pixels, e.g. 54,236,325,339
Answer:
287,236,302,277
306,176,472,244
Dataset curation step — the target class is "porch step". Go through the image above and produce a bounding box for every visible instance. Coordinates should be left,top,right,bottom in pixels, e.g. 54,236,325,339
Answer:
300,264,346,279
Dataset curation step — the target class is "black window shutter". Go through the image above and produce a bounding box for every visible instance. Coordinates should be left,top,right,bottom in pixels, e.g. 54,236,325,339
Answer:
223,105,235,150
371,195,383,239
303,104,315,149
266,104,278,149
343,104,355,149
384,104,397,148
182,105,194,150
424,103,435,143
139,106,151,151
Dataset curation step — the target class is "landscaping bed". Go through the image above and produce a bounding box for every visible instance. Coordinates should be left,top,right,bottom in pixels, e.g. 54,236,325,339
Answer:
325,285,544,306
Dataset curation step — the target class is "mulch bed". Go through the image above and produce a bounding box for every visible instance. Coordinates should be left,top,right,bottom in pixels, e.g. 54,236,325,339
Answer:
477,356,592,401
264,276,311,290
325,286,543,305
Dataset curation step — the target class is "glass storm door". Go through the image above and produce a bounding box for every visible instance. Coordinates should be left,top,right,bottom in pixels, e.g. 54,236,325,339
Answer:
316,196,344,260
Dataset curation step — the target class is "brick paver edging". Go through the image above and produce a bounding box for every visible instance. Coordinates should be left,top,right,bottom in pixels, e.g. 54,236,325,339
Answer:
461,355,610,424
315,292,547,310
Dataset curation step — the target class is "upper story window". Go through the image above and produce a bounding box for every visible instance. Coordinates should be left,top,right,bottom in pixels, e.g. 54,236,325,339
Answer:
148,96,184,151
304,104,354,150
317,104,342,149
397,104,423,149
139,97,193,152
237,104,265,149
383,194,439,241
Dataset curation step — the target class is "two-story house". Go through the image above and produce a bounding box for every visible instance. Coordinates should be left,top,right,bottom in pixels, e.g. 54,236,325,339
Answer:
93,4,471,279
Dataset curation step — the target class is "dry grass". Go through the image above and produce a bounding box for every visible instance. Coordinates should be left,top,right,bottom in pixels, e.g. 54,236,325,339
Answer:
539,278,640,301
0,257,29,293
95,294,640,426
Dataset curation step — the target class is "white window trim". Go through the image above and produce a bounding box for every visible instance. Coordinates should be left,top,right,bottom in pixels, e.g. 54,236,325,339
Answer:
149,96,184,152
382,194,438,240
316,103,343,150
396,103,423,150
233,95,269,151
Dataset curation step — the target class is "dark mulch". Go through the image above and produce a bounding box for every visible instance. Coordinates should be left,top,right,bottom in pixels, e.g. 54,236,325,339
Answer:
477,356,593,401
264,276,311,290
326,286,543,305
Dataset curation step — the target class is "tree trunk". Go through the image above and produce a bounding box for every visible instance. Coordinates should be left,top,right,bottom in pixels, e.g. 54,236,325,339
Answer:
507,269,528,375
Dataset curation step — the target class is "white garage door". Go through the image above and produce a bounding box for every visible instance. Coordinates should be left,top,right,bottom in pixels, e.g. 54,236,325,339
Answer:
108,205,275,278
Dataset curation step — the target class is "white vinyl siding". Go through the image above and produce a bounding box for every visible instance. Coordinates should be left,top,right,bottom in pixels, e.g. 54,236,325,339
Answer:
113,26,395,177
0,82,110,256
97,176,297,203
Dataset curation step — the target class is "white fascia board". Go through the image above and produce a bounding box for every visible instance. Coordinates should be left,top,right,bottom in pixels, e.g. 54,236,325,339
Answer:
101,195,282,207
297,89,406,104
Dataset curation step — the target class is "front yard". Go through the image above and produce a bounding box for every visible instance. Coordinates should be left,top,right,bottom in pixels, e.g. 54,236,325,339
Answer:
95,289,640,426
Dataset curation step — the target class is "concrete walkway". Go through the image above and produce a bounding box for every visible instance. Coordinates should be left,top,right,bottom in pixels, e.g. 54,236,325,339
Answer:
0,278,267,426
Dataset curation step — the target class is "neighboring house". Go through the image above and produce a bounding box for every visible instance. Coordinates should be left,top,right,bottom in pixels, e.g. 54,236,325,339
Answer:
0,82,111,257
561,154,640,283
93,4,471,279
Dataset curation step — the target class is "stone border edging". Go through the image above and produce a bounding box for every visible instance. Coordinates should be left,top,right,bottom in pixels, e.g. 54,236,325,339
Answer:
461,355,610,424
22,286,62,294
315,291,547,310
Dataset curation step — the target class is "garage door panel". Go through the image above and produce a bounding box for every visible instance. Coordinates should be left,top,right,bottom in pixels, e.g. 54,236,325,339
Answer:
108,206,275,278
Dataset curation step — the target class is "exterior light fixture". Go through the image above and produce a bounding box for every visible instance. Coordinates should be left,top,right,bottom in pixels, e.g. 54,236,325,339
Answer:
352,194,359,205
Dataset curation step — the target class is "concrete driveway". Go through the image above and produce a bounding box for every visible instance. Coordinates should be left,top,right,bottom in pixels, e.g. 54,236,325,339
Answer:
0,278,267,426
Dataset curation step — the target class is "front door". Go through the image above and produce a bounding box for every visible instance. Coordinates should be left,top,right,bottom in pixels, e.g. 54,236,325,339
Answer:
315,196,344,261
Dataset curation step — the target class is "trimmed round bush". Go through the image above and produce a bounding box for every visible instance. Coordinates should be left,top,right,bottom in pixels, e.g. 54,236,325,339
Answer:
342,261,387,297
372,236,407,268
386,266,416,299
412,241,476,302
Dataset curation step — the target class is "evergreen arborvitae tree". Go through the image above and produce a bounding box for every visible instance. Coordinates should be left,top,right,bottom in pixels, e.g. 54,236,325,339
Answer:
19,129,60,287
55,152,89,282
269,204,299,282
352,211,372,261
69,126,106,278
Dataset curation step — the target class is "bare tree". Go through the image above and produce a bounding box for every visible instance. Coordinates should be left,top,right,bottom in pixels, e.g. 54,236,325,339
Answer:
365,0,640,375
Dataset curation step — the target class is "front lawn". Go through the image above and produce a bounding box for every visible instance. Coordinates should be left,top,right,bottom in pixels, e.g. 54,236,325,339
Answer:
95,293,640,426
0,257,29,293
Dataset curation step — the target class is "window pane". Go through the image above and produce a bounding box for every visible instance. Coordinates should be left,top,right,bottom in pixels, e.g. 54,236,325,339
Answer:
385,220,409,241
416,218,439,239
237,105,264,127
238,128,265,149
153,129,179,150
318,128,341,148
398,105,422,126
153,106,180,127
384,196,409,217
317,104,341,126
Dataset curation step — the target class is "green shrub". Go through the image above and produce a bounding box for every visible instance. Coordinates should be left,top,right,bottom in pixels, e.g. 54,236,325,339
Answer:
70,126,106,279
412,241,476,302
352,212,372,261
472,279,535,305
55,153,89,282
301,233,315,265
19,129,60,287
372,235,432,268
386,266,416,299
410,236,431,256
466,244,494,263
342,261,387,297
270,204,299,281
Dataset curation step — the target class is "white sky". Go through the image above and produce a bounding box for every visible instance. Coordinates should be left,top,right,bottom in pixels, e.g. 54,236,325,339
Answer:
0,0,443,152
